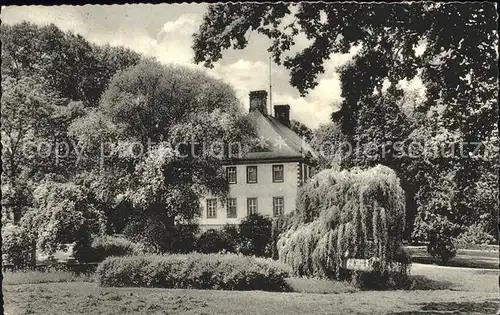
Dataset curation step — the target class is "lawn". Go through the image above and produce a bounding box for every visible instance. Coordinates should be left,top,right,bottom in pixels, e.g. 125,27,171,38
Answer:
410,263,499,292
3,263,499,315
407,245,498,269
3,281,499,315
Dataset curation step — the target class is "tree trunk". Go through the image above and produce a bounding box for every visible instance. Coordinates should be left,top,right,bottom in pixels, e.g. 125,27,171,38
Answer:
30,239,37,269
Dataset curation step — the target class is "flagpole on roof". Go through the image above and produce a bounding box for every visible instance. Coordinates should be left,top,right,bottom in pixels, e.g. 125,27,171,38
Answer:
269,54,272,116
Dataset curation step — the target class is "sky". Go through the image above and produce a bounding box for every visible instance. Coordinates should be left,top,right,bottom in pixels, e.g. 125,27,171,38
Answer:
1,4,424,129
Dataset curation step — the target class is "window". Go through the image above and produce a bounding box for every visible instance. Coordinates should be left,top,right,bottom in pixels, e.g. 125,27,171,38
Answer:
227,198,237,218
247,166,257,183
206,199,217,218
298,163,303,183
247,197,258,215
273,197,284,217
272,165,284,182
226,166,237,184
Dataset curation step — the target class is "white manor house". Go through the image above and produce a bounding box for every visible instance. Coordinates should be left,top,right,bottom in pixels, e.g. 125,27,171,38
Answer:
199,90,318,229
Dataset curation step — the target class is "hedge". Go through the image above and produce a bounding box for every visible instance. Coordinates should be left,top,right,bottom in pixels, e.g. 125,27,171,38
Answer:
96,253,291,291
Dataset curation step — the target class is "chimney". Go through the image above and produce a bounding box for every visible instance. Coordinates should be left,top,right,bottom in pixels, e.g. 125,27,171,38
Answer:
249,90,268,115
274,104,290,127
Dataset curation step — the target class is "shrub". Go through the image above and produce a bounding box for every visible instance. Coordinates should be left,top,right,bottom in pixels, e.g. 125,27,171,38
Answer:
74,235,142,262
123,217,198,253
415,214,459,264
348,269,412,290
92,235,142,260
345,246,412,290
427,235,457,264
239,213,273,257
277,165,409,287
96,253,291,291
196,229,236,253
123,215,166,253
221,223,239,240
167,224,199,253
72,236,96,262
1,223,34,270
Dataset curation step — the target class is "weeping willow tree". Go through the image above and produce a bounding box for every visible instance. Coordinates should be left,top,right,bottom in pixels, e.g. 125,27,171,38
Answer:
277,165,409,282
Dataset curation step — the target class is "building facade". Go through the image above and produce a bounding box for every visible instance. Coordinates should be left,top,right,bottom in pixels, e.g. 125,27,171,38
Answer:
198,90,318,229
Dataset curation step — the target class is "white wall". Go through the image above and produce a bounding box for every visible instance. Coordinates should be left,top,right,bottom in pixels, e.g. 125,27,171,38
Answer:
198,162,300,229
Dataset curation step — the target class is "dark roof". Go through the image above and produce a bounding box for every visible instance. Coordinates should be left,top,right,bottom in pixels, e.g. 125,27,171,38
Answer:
240,110,318,162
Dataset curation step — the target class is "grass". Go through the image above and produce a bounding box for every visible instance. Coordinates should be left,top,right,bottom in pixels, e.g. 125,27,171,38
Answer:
3,270,94,285
410,263,498,292
3,251,499,315
407,246,499,269
285,277,358,294
3,282,498,315
3,269,357,294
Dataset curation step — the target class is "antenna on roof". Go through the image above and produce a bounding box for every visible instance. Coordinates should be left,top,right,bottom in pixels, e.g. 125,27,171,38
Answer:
269,55,273,116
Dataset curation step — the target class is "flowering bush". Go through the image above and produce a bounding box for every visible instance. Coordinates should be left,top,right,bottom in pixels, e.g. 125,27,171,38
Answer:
96,253,291,291
21,180,106,255
1,223,34,270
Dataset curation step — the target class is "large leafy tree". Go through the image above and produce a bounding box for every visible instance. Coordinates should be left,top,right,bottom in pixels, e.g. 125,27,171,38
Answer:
0,22,145,263
193,3,496,138
1,76,51,223
193,3,498,244
278,165,408,284
1,22,143,226
69,59,256,249
1,75,85,223
310,122,347,171
1,22,141,107
290,119,313,142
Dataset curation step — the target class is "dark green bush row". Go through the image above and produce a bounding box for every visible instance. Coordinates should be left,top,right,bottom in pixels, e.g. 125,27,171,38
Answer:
91,235,142,260
124,220,199,254
196,214,274,257
120,214,275,257
96,253,291,291
348,269,413,290
196,227,238,254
